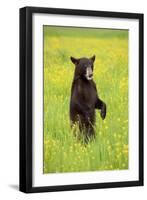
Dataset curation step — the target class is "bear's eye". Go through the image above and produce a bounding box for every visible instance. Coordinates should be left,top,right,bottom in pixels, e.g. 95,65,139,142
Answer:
84,64,89,67
84,63,92,68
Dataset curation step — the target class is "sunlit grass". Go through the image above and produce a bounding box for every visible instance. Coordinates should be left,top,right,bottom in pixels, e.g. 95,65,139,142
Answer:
43,26,128,173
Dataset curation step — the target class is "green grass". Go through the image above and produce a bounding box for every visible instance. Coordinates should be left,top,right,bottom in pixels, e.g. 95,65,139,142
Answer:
43,26,128,173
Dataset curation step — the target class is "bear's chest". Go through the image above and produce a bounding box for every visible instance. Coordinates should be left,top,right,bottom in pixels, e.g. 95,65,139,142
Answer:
77,81,97,104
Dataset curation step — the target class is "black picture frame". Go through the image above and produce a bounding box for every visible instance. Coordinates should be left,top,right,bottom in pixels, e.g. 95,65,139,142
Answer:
19,6,144,193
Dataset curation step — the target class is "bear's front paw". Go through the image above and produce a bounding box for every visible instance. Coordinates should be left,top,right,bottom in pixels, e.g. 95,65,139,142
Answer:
100,103,106,120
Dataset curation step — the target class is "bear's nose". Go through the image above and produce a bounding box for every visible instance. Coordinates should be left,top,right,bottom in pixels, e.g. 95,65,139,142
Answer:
89,73,93,78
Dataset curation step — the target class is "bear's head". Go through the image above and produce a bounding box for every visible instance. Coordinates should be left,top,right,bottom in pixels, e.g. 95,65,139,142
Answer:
70,55,95,81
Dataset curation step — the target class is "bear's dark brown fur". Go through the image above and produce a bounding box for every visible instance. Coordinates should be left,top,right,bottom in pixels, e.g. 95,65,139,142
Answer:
70,55,106,143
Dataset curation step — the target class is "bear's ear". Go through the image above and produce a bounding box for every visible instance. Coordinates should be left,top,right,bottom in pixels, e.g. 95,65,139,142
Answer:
90,55,96,63
70,57,79,65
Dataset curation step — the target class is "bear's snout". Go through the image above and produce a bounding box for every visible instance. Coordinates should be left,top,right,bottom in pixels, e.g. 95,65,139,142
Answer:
86,66,93,80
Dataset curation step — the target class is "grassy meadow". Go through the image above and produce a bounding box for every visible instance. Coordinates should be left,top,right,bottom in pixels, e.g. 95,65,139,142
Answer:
43,26,128,173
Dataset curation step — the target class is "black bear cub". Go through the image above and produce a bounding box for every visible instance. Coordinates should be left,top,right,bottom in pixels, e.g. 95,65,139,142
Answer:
70,55,106,143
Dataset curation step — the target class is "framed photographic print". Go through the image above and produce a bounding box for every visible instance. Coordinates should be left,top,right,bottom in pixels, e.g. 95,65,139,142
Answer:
19,6,144,193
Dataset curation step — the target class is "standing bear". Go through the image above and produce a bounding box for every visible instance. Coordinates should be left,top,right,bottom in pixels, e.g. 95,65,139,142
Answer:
70,55,106,143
